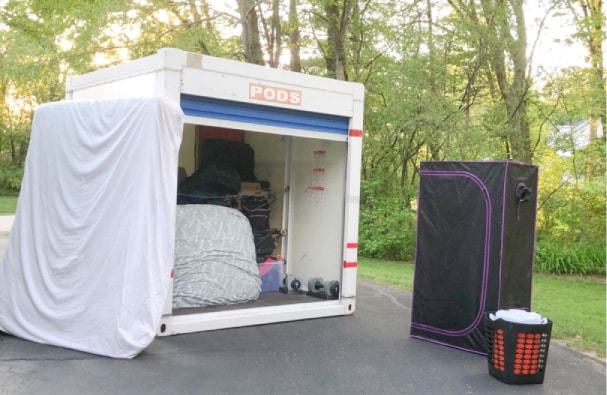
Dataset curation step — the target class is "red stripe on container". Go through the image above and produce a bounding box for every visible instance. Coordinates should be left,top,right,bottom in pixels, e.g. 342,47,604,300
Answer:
349,129,363,137
343,261,358,268
346,243,358,249
312,186,324,190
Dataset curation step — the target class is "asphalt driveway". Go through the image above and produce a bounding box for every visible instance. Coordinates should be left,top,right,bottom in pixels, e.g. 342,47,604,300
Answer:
0,231,605,395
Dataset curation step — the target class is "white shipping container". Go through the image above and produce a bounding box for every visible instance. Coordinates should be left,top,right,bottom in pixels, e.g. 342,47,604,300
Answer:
65,48,365,336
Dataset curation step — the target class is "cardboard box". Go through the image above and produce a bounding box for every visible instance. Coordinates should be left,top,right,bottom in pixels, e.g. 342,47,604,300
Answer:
258,260,283,292
240,182,262,195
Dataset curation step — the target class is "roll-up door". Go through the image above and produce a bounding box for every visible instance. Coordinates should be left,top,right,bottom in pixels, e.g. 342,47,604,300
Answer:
181,94,349,136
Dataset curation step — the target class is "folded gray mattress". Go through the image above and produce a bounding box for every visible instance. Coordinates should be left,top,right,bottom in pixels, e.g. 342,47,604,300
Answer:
173,204,261,308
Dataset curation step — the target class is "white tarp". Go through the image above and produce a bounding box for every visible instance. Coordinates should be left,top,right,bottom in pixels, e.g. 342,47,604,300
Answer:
173,205,261,309
0,97,184,358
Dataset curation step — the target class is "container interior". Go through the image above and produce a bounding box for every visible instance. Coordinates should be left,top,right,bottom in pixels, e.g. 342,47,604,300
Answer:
173,123,348,313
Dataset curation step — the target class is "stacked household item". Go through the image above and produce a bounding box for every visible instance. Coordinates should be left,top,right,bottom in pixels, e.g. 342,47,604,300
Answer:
177,138,279,264
240,190,278,263
239,181,280,292
177,138,255,206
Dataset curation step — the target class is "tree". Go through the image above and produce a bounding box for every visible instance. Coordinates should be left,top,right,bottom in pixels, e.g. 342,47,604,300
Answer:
0,0,134,190
563,0,605,143
447,0,534,162
536,68,606,244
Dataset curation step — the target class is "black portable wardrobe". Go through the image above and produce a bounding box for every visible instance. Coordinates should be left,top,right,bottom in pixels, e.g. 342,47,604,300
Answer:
410,161,539,354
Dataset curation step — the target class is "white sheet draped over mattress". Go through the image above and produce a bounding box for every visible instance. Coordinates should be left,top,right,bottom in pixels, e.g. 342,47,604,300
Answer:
0,97,184,358
173,204,261,308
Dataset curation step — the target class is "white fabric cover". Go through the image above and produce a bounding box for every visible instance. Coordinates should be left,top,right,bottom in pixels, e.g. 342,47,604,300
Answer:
173,205,261,308
0,97,184,358
489,309,548,324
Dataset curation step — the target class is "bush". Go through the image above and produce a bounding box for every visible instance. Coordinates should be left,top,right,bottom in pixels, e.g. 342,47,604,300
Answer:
357,178,418,261
534,239,606,275
0,162,23,192
359,205,417,261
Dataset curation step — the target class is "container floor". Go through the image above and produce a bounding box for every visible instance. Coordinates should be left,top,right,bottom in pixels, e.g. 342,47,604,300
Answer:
172,291,326,315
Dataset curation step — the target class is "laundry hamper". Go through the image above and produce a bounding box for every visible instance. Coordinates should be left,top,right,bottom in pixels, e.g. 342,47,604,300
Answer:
485,313,552,384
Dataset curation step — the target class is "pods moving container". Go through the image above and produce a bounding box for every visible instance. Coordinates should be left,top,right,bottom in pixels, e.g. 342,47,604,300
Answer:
65,48,365,337
410,161,538,354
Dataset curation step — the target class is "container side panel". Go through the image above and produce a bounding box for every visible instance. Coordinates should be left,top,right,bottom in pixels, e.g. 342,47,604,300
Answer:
156,70,182,103
340,91,364,297
341,133,363,297
288,138,346,286
69,73,157,100
65,51,166,95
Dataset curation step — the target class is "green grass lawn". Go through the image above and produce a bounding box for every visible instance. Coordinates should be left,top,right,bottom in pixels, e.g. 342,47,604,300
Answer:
0,195,18,214
358,257,606,358
532,274,605,356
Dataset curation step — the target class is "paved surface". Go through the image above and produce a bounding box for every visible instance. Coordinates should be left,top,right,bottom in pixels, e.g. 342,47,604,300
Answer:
0,215,13,233
0,232,605,394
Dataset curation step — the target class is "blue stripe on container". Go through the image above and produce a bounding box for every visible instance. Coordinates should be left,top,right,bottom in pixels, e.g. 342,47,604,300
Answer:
180,94,349,135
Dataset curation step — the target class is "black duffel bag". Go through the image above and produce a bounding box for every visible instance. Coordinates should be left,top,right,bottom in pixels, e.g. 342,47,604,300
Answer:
198,164,241,195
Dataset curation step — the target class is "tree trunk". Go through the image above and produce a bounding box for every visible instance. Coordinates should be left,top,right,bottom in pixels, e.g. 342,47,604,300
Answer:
426,0,441,160
237,0,265,65
323,0,353,80
482,0,533,162
269,0,282,68
288,0,302,72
